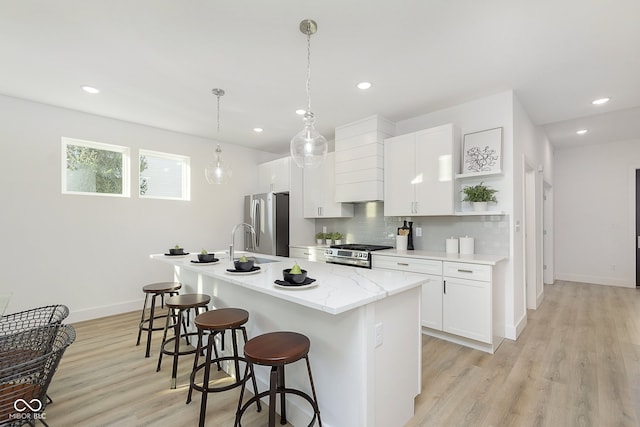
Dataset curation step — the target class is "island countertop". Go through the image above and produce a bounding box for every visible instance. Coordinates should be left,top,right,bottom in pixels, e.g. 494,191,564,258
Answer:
150,252,427,315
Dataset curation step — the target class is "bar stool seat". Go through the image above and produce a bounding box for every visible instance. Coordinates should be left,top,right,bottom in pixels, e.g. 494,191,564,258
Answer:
235,331,321,427
136,281,181,357
157,293,210,388
187,308,261,427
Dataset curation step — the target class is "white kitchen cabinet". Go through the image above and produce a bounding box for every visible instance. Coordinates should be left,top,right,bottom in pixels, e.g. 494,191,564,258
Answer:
289,245,327,262
303,152,354,218
373,253,504,354
383,123,459,216
258,157,291,193
371,255,443,330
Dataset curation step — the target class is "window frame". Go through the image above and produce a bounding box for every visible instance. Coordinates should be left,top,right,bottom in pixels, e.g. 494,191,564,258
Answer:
61,137,131,197
138,149,191,201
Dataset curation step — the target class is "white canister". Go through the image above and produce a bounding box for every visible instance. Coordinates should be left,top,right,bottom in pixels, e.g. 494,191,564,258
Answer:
445,238,459,254
459,236,475,255
396,235,408,251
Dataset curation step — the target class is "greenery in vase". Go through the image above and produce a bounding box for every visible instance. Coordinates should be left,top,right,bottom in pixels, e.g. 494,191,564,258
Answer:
315,232,325,240
461,182,498,203
331,232,344,240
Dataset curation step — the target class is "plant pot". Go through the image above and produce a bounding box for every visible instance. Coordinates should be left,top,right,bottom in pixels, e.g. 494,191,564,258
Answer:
334,239,342,245
198,253,215,262
169,248,184,255
472,202,488,212
325,239,333,245
316,239,323,245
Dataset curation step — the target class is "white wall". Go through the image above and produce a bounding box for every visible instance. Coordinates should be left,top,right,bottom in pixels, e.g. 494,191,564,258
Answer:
555,139,639,287
0,94,272,322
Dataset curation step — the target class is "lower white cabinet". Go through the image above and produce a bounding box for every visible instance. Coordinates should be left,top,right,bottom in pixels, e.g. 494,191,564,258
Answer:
289,246,326,262
372,254,504,354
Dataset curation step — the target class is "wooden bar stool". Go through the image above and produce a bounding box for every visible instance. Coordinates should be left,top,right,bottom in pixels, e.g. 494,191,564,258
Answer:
187,308,261,427
235,331,321,427
157,293,210,388
136,282,181,357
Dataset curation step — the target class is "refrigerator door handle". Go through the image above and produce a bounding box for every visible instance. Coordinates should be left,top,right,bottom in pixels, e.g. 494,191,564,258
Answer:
255,200,261,247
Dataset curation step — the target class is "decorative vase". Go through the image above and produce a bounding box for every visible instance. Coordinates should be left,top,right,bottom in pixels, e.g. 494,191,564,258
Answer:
325,239,333,245
472,201,488,212
316,239,323,245
334,239,342,245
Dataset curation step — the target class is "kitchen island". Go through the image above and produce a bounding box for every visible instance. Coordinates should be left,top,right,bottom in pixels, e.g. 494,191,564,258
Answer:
151,252,427,427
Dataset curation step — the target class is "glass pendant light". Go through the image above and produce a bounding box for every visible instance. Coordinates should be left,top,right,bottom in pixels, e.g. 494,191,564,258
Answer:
205,88,232,184
290,19,328,168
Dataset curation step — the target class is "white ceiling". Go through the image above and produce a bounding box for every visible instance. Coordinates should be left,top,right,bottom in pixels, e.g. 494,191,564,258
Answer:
1,0,639,154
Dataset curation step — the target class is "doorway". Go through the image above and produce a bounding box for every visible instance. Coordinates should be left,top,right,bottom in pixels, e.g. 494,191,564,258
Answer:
636,170,640,286
524,162,538,309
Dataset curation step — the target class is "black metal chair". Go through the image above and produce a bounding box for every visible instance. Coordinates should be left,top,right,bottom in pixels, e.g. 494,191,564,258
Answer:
0,324,76,427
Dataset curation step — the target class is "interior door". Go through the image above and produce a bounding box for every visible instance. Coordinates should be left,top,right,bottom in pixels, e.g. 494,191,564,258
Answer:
636,170,640,286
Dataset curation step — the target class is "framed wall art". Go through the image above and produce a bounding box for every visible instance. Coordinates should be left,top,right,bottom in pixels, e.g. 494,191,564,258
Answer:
462,127,503,174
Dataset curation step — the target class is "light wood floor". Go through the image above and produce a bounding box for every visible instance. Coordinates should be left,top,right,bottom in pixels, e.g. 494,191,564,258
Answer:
46,281,640,426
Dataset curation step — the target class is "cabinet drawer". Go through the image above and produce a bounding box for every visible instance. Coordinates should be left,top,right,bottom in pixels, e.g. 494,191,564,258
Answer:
373,255,442,275
443,262,491,282
289,247,311,260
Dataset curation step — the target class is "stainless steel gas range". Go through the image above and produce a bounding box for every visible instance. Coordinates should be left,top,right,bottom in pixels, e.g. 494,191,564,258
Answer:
324,244,393,269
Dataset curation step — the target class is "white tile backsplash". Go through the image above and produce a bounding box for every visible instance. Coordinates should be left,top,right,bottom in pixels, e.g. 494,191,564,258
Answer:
316,202,509,255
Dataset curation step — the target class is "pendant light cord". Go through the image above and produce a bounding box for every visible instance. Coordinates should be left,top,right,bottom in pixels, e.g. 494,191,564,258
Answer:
216,93,221,138
306,28,312,114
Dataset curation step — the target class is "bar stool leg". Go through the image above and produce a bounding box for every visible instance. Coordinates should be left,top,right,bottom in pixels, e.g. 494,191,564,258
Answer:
241,328,261,411
145,294,159,358
305,355,322,427
156,307,173,372
198,330,214,427
268,367,278,427
279,366,287,425
136,292,150,347
186,330,204,404
170,309,184,389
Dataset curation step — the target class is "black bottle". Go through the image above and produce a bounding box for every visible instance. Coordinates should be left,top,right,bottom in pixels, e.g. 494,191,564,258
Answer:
407,221,414,250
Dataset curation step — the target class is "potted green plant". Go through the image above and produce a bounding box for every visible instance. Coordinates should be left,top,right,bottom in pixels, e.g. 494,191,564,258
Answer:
169,244,184,255
315,232,325,245
325,233,333,245
462,182,498,212
331,232,344,245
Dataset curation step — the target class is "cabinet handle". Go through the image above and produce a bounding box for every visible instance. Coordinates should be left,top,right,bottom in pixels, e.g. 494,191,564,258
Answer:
303,252,310,255
414,201,418,213
457,269,473,274
443,280,446,294
397,262,409,266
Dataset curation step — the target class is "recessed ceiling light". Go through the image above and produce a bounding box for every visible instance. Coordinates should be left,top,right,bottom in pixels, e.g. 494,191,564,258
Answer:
357,81,372,90
576,129,588,135
253,128,263,133
592,97,610,105
81,85,100,94
295,109,306,115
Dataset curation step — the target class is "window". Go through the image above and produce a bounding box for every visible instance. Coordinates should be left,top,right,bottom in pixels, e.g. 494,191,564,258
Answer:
62,137,130,197
139,149,190,200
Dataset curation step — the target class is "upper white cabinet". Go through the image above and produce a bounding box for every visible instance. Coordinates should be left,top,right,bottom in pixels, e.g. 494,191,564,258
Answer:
383,123,459,216
258,157,291,193
303,152,354,218
334,115,395,202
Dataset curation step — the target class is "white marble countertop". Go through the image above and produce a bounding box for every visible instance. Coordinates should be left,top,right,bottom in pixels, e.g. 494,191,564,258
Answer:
150,252,427,315
374,249,507,266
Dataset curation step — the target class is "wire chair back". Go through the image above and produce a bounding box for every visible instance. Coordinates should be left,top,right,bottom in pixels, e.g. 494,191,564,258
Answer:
0,306,69,338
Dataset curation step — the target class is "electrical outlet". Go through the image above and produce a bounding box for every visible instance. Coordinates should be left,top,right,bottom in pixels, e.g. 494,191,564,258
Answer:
415,227,422,237
374,323,383,347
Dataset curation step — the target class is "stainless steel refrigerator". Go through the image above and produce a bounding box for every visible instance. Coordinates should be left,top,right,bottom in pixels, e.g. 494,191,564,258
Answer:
244,192,289,257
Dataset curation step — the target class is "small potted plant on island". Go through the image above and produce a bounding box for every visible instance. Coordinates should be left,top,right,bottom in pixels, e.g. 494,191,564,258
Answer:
169,244,184,255
462,182,498,212
198,249,215,263
315,232,325,245
331,232,344,245
325,233,333,246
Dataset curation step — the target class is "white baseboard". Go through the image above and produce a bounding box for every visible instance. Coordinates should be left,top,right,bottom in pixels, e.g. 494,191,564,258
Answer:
66,299,143,324
505,313,527,340
555,273,635,288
